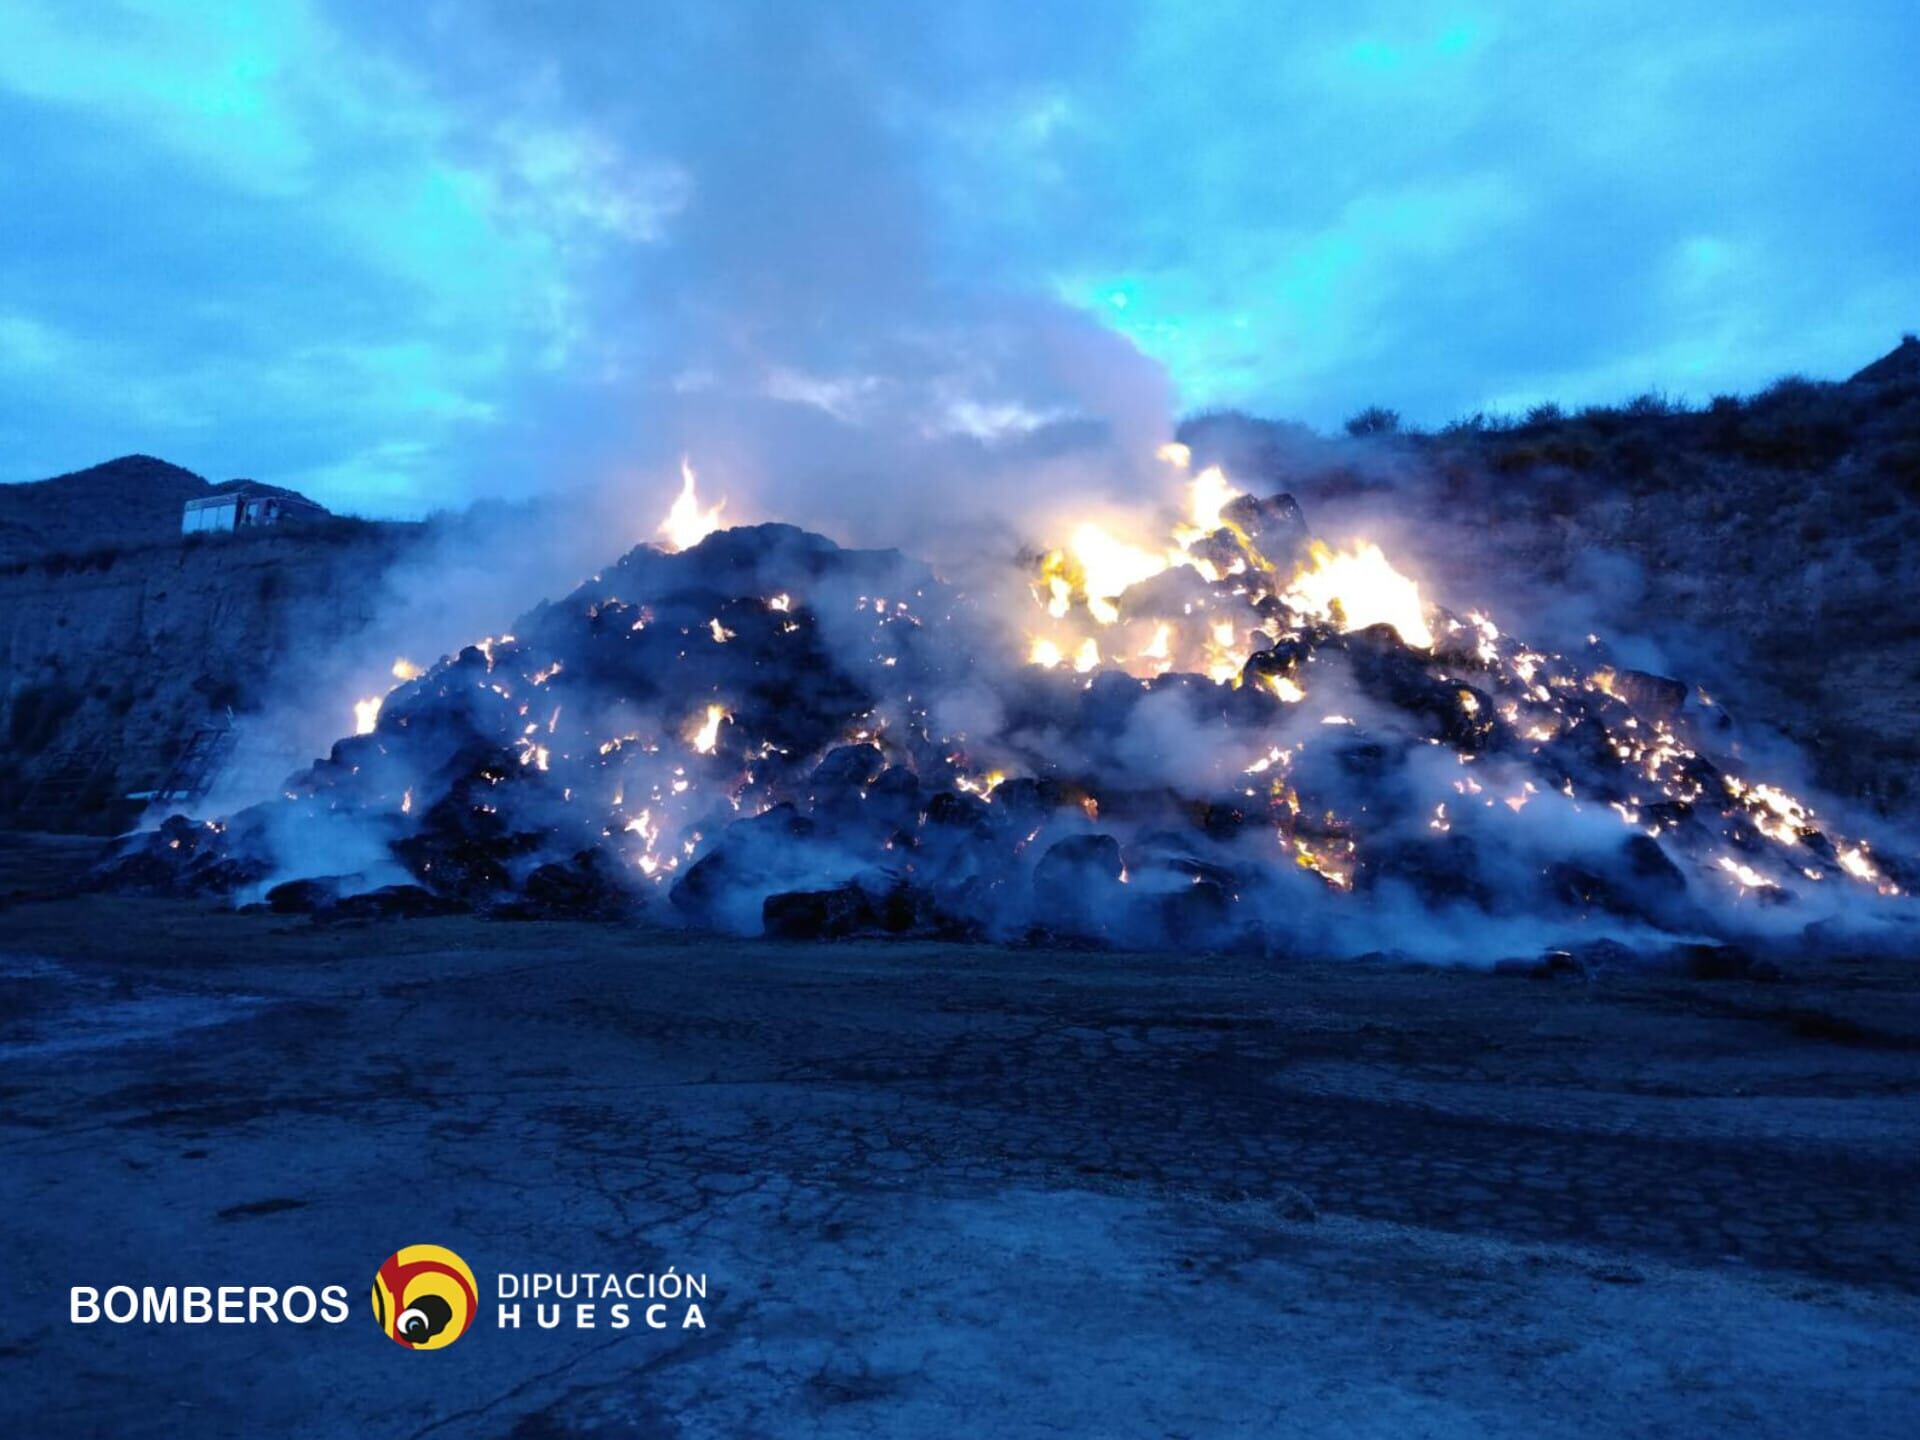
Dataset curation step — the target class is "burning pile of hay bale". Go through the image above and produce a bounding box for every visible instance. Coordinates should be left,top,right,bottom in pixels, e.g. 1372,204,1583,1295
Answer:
98,485,1910,964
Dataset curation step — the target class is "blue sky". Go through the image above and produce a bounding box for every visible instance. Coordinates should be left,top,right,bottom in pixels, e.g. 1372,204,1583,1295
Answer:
1,1,1916,517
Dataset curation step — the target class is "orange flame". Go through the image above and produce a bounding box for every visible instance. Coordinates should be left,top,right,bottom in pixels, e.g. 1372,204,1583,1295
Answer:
659,458,726,551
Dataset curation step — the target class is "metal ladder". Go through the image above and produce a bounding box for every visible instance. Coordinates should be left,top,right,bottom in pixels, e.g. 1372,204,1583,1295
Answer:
148,717,238,805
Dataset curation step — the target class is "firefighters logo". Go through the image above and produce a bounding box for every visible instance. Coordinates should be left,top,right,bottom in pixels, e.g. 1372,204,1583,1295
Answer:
371,1245,478,1350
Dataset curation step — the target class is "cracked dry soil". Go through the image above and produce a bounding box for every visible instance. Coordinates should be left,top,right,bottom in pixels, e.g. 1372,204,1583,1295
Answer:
2,842,1918,1437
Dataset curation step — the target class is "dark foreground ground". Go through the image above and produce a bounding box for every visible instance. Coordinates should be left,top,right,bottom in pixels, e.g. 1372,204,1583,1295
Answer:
2,833,1918,1437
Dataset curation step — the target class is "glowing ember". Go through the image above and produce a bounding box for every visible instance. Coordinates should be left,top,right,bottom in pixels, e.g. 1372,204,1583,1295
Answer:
1727,776,1812,845
1066,523,1168,625
1292,837,1355,889
1245,745,1287,775
1836,843,1900,894
1204,618,1245,685
1262,673,1306,703
955,770,1007,800
658,458,726,551
1185,465,1243,535
1282,540,1434,649
1045,574,1072,618
1025,457,1433,685
1717,856,1777,891
390,657,422,681
689,703,728,754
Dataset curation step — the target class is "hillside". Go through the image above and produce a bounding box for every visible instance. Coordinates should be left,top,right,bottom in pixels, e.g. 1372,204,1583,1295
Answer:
0,454,337,565
0,455,203,563
0,478,416,831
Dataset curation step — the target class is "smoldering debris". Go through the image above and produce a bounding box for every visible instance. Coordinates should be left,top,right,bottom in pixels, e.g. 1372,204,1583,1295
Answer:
97,476,1915,968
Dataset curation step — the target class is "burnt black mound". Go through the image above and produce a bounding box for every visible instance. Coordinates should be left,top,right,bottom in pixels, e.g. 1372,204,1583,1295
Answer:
98,507,1916,967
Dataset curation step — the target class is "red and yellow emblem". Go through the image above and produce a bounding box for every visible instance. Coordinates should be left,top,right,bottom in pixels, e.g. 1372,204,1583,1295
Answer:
371,1244,479,1350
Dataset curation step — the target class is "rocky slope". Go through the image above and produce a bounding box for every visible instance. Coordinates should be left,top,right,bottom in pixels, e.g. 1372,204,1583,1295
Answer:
0,522,415,831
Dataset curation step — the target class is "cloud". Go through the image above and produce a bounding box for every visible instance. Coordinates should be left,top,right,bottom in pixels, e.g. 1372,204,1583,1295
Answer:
966,1,1919,422
0,0,1915,520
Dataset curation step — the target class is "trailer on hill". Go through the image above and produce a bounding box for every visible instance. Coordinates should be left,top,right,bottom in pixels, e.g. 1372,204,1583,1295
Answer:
181,481,326,535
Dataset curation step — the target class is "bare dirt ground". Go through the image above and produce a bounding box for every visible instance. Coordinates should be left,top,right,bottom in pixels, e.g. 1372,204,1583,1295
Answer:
2,832,1918,1437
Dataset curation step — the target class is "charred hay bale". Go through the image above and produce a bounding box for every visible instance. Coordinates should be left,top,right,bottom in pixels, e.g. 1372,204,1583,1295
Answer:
266,876,340,914
331,884,463,920
763,884,878,940
1332,737,1393,781
90,829,196,894
761,879,947,940
1221,491,1310,563
390,786,543,903
1641,799,1697,835
1428,617,1493,672
811,743,886,791
389,832,515,902
1031,833,1125,937
1035,832,1123,883
991,775,1079,825
1121,843,1239,893
1199,802,1249,840
189,853,275,895
805,744,891,829
924,789,992,832
1566,938,1644,974
91,814,272,896
1113,566,1217,625
1544,836,1691,925
670,804,870,931
306,737,504,819
1242,637,1310,691
1130,876,1235,949
519,848,640,920
1493,949,1589,981
1622,833,1687,894
1606,668,1688,723
606,522,918,605
321,732,394,773
1543,862,1624,915
1343,627,1496,751
1185,530,1247,579
862,765,922,832
1361,833,1492,907
1077,670,1150,734
1536,709,1635,793
915,809,1018,900
676,800,812,861
735,669,873,757
1799,830,1839,866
